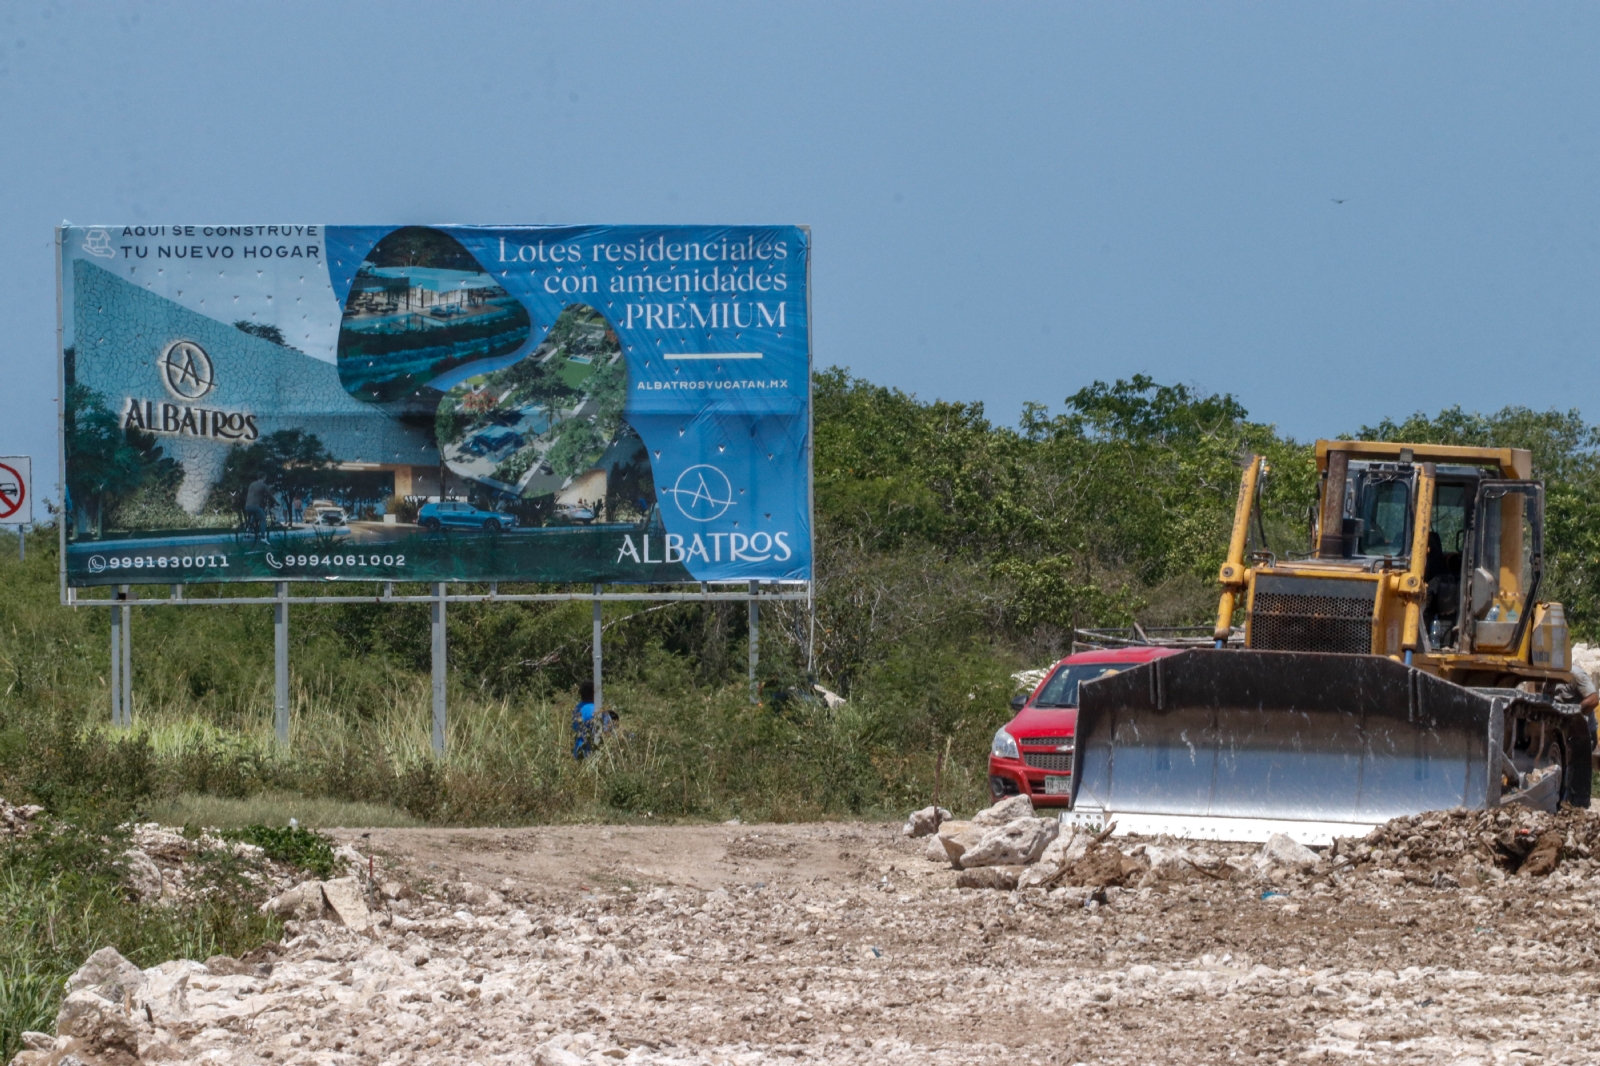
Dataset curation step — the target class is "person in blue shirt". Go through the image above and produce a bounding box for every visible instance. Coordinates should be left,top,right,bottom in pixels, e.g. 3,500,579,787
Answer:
571,680,598,760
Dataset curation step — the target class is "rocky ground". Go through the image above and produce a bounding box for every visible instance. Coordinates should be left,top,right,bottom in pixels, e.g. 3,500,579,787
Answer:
17,803,1600,1066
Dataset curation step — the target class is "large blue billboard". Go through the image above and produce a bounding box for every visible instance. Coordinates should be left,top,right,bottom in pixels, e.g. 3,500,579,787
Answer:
57,224,811,586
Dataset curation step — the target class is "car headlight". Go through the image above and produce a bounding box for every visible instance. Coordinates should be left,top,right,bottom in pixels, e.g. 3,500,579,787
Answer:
991,727,1019,760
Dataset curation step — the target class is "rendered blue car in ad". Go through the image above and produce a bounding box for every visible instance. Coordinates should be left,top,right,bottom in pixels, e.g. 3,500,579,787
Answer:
416,501,518,533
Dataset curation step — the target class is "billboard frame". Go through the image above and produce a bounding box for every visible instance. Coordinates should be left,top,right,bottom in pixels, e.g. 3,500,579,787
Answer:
53,225,817,751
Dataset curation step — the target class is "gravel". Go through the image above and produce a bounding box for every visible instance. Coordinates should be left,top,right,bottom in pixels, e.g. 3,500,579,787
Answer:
15,808,1600,1065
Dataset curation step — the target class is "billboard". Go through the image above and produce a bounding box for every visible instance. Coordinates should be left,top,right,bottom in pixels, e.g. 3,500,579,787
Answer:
58,225,811,587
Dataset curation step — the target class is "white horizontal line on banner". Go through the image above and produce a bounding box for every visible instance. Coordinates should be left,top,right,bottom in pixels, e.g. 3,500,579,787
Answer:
663,352,763,360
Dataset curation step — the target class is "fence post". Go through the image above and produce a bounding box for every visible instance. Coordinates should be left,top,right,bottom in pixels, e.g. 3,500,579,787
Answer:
431,582,447,754
274,582,290,746
749,580,759,702
592,583,603,711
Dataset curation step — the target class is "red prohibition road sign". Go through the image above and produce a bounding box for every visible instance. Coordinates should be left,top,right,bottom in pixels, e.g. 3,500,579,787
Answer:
0,461,26,522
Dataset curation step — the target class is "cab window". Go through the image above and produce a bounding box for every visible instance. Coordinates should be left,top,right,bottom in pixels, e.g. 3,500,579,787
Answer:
1358,480,1410,557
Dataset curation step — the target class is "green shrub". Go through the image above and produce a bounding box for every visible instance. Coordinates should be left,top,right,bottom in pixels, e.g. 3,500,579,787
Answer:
220,825,341,880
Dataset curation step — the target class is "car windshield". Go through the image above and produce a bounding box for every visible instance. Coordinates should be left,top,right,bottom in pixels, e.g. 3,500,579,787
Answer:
1031,664,1128,709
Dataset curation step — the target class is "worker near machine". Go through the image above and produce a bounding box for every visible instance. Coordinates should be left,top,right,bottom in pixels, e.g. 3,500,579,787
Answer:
1571,663,1599,750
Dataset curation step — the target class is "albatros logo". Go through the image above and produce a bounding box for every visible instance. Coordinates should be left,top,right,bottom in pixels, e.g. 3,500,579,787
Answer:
160,340,215,400
122,339,258,442
666,464,735,521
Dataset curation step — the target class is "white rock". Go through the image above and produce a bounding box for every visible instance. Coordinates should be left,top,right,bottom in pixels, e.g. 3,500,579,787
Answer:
959,817,1059,868
1326,1019,1371,1041
972,794,1035,826
956,865,1022,890
130,825,189,855
902,806,952,838
320,878,373,931
67,945,146,1004
1018,826,1094,887
936,821,983,867
534,1041,587,1065
1142,843,1202,882
1256,832,1320,870
122,848,164,902
261,880,327,921
136,960,203,1026
55,989,122,1039
924,834,950,862
451,877,486,902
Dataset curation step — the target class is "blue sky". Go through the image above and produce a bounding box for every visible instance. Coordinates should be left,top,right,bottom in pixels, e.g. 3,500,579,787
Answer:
3,2,1599,493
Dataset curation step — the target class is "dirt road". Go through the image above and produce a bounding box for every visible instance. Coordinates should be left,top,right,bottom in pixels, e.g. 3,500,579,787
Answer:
27,813,1600,1066
268,818,1599,1065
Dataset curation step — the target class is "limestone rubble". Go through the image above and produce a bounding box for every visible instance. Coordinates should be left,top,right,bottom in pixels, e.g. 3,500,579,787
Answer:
13,804,1600,1064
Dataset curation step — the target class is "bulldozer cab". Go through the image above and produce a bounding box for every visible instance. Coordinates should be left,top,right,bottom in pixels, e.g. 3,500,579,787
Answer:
1460,481,1542,655
1305,450,1547,660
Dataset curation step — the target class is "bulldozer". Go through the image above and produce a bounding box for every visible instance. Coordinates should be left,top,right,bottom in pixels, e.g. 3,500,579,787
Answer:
1069,440,1594,844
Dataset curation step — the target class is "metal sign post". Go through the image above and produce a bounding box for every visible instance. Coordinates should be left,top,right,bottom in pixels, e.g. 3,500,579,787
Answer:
109,585,134,726
431,583,447,754
749,580,759,702
0,457,30,562
109,594,122,727
75,581,807,742
592,584,604,714
274,583,289,745
122,588,135,724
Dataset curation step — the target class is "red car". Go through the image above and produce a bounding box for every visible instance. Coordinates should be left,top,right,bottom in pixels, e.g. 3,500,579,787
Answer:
989,646,1181,807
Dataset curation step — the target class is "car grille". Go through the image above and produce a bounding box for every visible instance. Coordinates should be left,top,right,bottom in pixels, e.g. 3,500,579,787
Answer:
1023,752,1073,771
1248,575,1375,655
1019,736,1072,748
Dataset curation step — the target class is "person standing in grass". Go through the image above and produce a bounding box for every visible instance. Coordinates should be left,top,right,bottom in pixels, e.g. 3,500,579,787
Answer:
571,680,598,760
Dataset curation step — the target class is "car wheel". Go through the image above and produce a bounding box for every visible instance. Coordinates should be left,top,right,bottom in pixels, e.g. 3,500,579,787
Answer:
483,518,501,532
422,518,441,532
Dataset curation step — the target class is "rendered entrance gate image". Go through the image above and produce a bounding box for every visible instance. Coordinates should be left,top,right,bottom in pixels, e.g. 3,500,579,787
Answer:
56,224,814,748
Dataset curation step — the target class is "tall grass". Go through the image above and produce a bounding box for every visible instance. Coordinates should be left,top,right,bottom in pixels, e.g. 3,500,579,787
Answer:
1,528,1014,827
112,667,998,825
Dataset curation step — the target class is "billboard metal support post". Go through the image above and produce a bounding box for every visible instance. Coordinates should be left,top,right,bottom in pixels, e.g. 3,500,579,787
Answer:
748,580,759,702
114,586,134,726
273,583,289,746
806,581,816,680
592,584,603,712
109,597,122,727
431,583,447,755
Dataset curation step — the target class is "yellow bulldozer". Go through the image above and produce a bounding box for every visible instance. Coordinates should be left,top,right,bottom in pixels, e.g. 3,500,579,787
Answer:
1069,440,1593,843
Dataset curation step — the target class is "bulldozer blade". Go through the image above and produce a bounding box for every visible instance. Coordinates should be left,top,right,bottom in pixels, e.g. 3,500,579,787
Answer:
1069,649,1591,845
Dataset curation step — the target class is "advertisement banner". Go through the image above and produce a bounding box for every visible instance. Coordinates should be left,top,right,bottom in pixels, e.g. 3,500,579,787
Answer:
58,224,811,586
